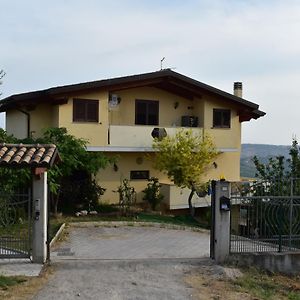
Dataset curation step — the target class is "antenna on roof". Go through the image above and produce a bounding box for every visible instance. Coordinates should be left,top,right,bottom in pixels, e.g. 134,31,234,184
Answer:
160,57,165,70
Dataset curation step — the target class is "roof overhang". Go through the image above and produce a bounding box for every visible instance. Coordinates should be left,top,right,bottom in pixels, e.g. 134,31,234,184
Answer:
0,69,265,121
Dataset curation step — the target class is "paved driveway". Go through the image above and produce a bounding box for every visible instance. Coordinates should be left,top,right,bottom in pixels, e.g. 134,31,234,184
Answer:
34,224,211,300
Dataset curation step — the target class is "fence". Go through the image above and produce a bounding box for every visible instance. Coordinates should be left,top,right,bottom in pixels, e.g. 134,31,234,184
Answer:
230,179,300,253
0,190,32,258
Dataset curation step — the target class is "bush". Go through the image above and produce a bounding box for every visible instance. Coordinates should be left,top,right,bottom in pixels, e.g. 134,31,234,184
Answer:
142,177,164,211
115,179,136,215
59,178,105,213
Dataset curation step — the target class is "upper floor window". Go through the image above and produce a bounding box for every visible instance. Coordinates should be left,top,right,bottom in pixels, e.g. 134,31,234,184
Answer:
135,100,159,125
73,99,99,122
213,109,231,128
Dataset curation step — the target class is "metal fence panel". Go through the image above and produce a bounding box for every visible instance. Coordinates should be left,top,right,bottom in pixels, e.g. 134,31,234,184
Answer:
0,190,32,259
230,180,300,253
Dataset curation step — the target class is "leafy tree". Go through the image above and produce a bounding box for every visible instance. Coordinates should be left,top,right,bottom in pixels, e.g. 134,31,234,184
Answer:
38,127,113,214
0,127,112,214
152,129,218,216
0,129,31,193
252,138,300,195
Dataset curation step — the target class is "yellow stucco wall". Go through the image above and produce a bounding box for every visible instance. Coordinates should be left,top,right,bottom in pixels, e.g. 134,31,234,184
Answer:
57,91,109,146
95,151,240,206
109,86,204,127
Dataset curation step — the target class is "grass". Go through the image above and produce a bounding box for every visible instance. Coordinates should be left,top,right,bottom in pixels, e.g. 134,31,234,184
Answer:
0,276,27,290
233,268,300,300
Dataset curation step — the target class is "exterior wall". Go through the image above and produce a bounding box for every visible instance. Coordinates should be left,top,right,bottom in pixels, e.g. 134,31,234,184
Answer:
57,91,109,146
96,151,240,207
6,110,27,139
110,87,204,127
203,96,241,150
30,103,56,138
95,152,170,204
6,103,56,139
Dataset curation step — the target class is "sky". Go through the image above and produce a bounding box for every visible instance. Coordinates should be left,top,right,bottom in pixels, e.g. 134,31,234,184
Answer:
0,0,300,145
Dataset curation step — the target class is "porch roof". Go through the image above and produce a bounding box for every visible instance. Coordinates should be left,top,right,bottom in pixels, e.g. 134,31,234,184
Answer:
0,143,60,168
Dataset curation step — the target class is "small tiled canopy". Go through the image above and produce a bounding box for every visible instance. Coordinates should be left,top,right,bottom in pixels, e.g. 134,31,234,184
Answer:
0,143,60,168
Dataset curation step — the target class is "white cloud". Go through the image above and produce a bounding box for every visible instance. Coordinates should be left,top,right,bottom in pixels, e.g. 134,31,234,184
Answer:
1,0,300,144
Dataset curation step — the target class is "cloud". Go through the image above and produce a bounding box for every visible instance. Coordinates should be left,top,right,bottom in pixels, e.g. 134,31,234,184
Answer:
1,0,300,144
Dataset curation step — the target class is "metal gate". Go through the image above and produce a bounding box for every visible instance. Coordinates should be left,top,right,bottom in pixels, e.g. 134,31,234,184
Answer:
230,179,300,253
0,189,32,258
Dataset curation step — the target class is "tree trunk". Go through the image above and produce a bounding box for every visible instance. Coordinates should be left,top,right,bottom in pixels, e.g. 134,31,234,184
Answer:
188,188,196,217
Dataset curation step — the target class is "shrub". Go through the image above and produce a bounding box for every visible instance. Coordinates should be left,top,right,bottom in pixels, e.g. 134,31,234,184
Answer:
142,177,164,211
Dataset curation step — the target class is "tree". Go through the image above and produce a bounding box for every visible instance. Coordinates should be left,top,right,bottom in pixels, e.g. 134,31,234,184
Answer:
0,127,113,214
0,70,5,96
152,129,218,216
0,129,31,193
252,138,300,195
38,127,113,214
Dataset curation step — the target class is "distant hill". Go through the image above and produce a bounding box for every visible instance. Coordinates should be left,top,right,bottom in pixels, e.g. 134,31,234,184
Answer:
240,143,290,178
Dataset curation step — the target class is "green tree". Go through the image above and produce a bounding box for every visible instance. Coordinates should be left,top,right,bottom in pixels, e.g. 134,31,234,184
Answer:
0,129,31,193
252,138,300,195
38,127,112,214
0,127,112,214
152,129,218,216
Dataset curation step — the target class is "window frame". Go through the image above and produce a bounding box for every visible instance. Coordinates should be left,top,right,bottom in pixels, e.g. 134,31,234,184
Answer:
213,109,231,128
130,170,150,180
73,98,99,123
135,99,159,125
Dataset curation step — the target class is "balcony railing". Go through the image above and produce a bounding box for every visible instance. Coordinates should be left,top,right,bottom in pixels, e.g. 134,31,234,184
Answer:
108,125,203,148
108,125,239,150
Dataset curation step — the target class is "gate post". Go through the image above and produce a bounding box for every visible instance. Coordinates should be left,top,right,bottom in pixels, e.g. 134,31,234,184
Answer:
211,180,231,263
32,170,48,263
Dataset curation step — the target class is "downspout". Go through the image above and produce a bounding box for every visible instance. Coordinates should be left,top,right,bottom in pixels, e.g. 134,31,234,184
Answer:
16,108,30,138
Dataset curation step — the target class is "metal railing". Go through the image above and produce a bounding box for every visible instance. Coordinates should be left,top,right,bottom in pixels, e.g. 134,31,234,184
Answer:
230,179,300,253
0,190,32,259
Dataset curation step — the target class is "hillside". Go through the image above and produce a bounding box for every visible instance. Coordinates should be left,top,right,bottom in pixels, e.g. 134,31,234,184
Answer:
240,143,290,178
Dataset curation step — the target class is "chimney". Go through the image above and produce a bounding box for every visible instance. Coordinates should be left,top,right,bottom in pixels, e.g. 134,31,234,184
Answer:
233,82,243,98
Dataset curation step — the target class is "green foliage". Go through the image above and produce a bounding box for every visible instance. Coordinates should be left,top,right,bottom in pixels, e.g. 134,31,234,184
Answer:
115,178,136,215
142,177,164,210
252,138,300,195
0,129,30,193
153,129,218,190
0,275,26,290
0,127,112,214
153,129,218,215
59,178,106,213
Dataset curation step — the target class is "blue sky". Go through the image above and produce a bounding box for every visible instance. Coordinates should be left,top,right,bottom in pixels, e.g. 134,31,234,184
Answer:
1,0,300,145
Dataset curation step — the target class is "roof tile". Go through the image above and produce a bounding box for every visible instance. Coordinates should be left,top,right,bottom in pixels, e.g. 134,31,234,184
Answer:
0,144,60,168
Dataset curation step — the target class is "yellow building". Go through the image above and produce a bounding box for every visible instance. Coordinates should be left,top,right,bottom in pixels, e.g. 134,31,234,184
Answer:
0,70,265,209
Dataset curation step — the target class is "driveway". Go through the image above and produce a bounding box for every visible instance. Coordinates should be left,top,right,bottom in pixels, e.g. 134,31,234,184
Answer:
33,224,211,300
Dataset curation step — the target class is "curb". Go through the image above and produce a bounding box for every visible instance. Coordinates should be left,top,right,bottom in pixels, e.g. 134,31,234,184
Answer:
68,221,209,233
50,223,66,248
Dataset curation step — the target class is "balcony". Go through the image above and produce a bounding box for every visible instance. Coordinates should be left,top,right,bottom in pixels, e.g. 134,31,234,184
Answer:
108,125,203,149
106,125,239,151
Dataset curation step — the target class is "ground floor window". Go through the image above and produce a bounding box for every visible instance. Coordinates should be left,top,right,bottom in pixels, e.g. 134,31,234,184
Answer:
130,170,149,180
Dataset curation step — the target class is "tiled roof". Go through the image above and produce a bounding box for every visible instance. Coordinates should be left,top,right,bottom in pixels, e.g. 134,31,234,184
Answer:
0,144,60,168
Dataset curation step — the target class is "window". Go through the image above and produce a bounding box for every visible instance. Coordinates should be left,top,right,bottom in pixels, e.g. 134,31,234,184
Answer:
73,99,99,122
130,170,149,180
135,100,159,125
213,109,231,128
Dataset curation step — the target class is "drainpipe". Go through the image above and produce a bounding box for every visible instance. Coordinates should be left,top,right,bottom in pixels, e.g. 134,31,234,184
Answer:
16,108,30,138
